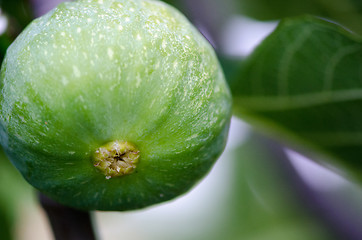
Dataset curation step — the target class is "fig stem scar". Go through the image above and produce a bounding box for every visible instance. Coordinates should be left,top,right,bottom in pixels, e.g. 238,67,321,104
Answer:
93,141,140,179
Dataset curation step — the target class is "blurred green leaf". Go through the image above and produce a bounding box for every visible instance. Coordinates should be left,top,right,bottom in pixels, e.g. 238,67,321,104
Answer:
237,0,325,20
236,0,362,35
0,0,34,65
160,0,185,11
232,16,362,182
202,134,336,240
161,0,178,6
0,34,12,64
0,205,13,240
0,0,33,29
0,148,32,240
218,54,244,88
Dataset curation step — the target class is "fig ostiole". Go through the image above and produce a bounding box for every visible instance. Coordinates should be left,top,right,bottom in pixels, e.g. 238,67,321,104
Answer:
0,0,231,211
93,140,140,178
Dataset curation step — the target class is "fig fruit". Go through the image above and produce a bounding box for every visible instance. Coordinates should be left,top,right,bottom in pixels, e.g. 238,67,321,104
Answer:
0,0,231,211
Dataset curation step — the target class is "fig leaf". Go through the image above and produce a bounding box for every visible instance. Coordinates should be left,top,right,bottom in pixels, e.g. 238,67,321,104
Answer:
233,16,362,182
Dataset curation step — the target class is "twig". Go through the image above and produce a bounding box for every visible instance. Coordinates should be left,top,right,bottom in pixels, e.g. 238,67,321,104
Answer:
39,193,97,240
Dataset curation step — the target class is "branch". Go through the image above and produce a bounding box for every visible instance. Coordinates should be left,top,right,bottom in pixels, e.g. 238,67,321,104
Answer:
39,193,97,240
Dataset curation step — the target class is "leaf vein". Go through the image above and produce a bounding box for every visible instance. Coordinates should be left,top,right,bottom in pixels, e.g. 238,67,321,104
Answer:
236,88,362,111
323,44,362,91
277,27,313,96
302,132,362,146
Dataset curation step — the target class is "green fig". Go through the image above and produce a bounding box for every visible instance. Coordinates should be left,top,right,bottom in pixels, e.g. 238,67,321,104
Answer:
0,0,231,211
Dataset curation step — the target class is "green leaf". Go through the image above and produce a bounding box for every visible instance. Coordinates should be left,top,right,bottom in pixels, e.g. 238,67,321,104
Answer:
232,16,362,182
236,0,362,35
218,54,244,88
202,133,335,240
236,0,325,20
0,0,34,65
0,0,33,29
0,147,32,240
0,34,12,65
161,0,179,6
160,0,186,14
0,207,13,240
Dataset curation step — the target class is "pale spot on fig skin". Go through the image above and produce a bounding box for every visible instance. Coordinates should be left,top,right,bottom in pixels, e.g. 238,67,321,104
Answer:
155,61,160,69
73,192,81,197
73,66,81,77
109,82,119,91
78,95,85,102
39,63,47,73
186,134,200,141
23,96,29,103
19,115,26,123
77,27,81,33
80,180,89,185
135,74,141,88
94,192,99,199
107,48,114,60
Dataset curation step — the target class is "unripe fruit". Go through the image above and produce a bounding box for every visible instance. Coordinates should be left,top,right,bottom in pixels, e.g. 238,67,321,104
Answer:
0,0,231,211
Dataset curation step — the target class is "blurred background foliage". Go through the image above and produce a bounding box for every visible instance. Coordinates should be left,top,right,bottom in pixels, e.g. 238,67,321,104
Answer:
0,147,33,240
216,135,335,240
1,0,362,239
235,0,362,34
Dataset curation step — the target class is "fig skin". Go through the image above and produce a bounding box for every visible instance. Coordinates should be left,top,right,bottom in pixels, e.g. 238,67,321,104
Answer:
0,0,231,211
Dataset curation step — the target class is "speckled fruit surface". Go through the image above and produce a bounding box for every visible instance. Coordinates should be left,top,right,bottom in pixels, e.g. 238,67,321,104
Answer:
0,0,231,211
